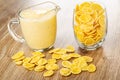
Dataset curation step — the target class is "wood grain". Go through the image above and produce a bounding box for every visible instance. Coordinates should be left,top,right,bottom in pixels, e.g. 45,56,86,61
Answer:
0,0,120,80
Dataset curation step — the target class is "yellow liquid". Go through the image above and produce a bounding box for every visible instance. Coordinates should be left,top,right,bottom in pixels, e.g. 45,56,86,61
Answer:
20,9,56,50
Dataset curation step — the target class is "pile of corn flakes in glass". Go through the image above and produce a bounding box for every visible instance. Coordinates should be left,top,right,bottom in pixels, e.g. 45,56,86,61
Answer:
74,2,106,46
11,45,96,77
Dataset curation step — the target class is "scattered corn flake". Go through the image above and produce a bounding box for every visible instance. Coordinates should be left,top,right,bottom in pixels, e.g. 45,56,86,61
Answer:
79,61,88,68
14,56,25,62
38,58,47,66
69,53,81,58
72,57,85,64
14,61,23,65
34,65,45,72
30,56,40,64
11,45,97,77
66,45,75,53
32,52,45,58
23,57,31,63
60,68,71,76
23,62,35,68
11,51,24,60
49,48,61,54
45,63,59,71
43,70,54,77
55,49,67,54
47,59,56,64
87,64,96,72
39,54,45,58
70,63,77,69
72,57,88,68
81,65,88,71
62,61,72,68
70,66,81,74
61,54,71,60
82,56,93,62
52,53,61,59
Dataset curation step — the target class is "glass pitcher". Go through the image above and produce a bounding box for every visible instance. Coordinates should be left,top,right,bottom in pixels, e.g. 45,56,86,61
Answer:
8,1,60,51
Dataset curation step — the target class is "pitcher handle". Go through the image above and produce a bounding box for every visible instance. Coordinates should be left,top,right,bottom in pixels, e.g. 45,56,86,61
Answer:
7,18,25,43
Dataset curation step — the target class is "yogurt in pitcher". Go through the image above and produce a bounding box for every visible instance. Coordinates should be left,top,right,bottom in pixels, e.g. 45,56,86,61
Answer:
19,9,56,50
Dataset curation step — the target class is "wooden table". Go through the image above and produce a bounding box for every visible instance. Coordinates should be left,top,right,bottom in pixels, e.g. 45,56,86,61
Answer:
0,0,120,80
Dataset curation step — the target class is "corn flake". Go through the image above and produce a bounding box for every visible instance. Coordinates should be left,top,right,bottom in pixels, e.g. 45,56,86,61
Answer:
69,53,81,58
14,56,25,62
55,49,67,54
15,61,23,65
75,4,79,12
61,54,71,60
30,56,40,63
84,38,95,46
62,61,72,68
38,58,47,66
45,63,59,71
11,51,24,60
91,2,103,13
47,59,56,64
23,62,35,68
79,14,92,23
66,45,75,53
60,68,71,76
49,48,61,54
72,57,85,64
87,64,96,72
70,66,81,74
43,70,54,77
23,57,31,63
32,52,45,58
34,65,45,72
83,56,93,62
81,66,88,71
52,53,61,59
80,2,91,8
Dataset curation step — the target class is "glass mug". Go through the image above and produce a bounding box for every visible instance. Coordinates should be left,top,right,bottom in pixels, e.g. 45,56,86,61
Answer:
8,1,60,51
73,1,107,50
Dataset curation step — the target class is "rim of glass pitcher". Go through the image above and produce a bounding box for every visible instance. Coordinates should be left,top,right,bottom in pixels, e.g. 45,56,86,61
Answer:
17,1,60,20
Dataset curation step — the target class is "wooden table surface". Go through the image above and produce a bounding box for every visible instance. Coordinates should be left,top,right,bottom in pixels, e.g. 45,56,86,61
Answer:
0,0,120,80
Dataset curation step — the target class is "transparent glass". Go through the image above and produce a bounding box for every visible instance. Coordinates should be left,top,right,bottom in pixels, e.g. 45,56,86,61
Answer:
8,1,60,51
73,1,107,50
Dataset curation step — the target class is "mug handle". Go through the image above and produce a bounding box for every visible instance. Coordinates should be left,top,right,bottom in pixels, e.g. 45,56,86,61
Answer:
7,18,25,43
